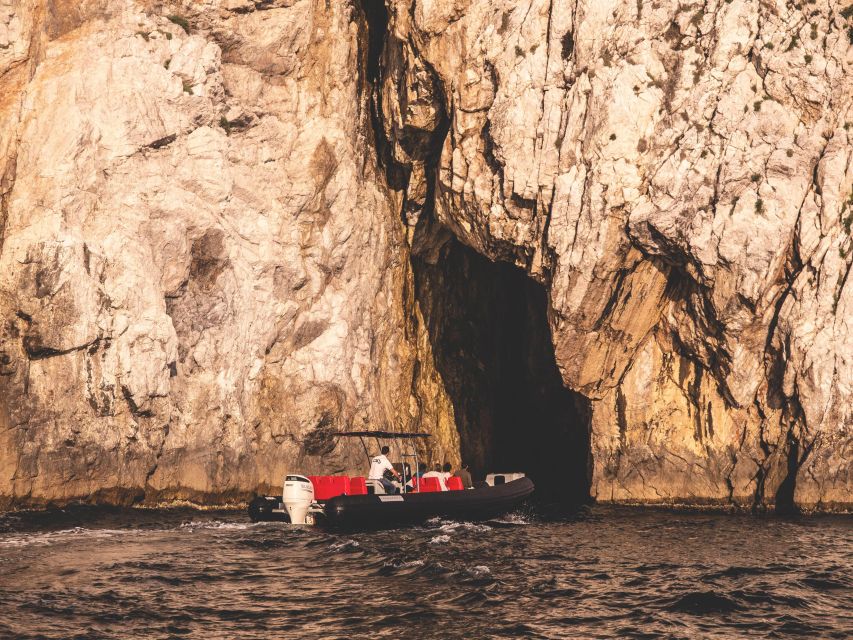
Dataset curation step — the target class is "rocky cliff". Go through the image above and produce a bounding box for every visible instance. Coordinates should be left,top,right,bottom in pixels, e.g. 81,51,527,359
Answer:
1,0,851,510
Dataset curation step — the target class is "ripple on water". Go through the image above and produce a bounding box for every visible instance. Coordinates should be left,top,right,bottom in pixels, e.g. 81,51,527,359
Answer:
375,558,425,577
179,520,265,532
666,590,744,615
0,527,127,548
328,539,361,553
799,573,852,590
433,519,493,534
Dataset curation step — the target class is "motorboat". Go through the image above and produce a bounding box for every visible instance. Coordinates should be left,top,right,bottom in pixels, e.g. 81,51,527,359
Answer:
247,431,534,529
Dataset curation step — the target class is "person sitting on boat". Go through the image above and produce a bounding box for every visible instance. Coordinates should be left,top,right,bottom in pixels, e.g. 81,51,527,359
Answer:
455,462,473,489
421,464,449,491
369,445,401,494
399,462,414,491
405,463,427,491
441,462,453,485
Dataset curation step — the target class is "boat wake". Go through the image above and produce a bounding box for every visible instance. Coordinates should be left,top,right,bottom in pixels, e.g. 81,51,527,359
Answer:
431,519,493,534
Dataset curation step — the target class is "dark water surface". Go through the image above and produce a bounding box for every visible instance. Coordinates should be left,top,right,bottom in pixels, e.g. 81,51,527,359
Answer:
0,506,850,639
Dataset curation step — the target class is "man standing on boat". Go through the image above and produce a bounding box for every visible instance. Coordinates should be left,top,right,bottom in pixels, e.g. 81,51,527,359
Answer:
369,445,402,494
455,463,474,489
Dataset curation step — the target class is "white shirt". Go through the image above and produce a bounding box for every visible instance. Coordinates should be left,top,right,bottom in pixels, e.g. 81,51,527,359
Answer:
368,454,394,480
421,470,448,491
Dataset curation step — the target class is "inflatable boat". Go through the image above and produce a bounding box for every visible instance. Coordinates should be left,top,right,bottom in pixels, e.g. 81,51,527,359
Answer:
247,431,534,529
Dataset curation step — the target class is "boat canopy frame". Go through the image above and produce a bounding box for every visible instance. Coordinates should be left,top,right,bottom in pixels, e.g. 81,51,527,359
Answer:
333,431,430,494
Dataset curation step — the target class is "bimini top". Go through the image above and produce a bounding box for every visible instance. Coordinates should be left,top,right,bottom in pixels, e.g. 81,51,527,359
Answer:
334,431,431,439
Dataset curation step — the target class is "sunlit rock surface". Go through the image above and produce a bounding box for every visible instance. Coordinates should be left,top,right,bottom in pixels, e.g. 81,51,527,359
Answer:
380,0,852,510
0,0,850,510
0,0,459,507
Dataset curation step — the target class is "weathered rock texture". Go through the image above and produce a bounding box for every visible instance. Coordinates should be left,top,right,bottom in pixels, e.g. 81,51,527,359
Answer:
1,0,851,510
0,0,460,507
380,0,853,510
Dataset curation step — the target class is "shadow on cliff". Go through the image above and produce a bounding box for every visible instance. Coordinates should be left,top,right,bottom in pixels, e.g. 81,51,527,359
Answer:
412,236,592,505
358,0,591,505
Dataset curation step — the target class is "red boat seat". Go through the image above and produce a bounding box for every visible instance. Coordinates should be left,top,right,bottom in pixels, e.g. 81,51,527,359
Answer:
416,476,443,493
446,476,464,491
349,477,367,495
308,476,351,501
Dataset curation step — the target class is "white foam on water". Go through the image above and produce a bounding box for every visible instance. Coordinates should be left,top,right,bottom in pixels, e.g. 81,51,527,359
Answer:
437,520,492,533
178,520,257,531
385,559,425,569
467,565,491,578
0,527,127,548
329,539,360,552
429,534,451,544
491,512,531,525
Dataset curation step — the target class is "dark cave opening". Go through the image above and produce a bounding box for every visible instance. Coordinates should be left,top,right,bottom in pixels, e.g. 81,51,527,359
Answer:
413,237,592,504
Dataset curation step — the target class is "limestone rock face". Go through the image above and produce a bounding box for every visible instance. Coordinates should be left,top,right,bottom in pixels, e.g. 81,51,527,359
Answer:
0,0,851,510
0,0,458,507
380,0,853,509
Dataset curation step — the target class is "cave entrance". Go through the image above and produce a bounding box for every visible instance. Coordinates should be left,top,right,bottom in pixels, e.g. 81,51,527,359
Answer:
413,236,592,504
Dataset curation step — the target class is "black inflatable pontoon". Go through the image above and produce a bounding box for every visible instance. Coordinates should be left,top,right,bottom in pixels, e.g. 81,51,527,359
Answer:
248,477,534,529
323,477,534,529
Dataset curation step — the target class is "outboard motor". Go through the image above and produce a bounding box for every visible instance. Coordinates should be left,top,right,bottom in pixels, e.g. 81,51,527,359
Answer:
282,474,315,524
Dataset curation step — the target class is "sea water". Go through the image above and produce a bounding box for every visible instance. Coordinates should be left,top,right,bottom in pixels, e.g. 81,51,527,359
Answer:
0,506,850,638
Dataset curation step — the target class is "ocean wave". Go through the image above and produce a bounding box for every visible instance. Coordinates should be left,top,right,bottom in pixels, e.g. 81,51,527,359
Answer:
329,539,361,552
0,527,127,548
178,520,258,531
466,565,491,578
666,590,743,614
434,520,492,533
489,512,531,526
376,558,426,576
